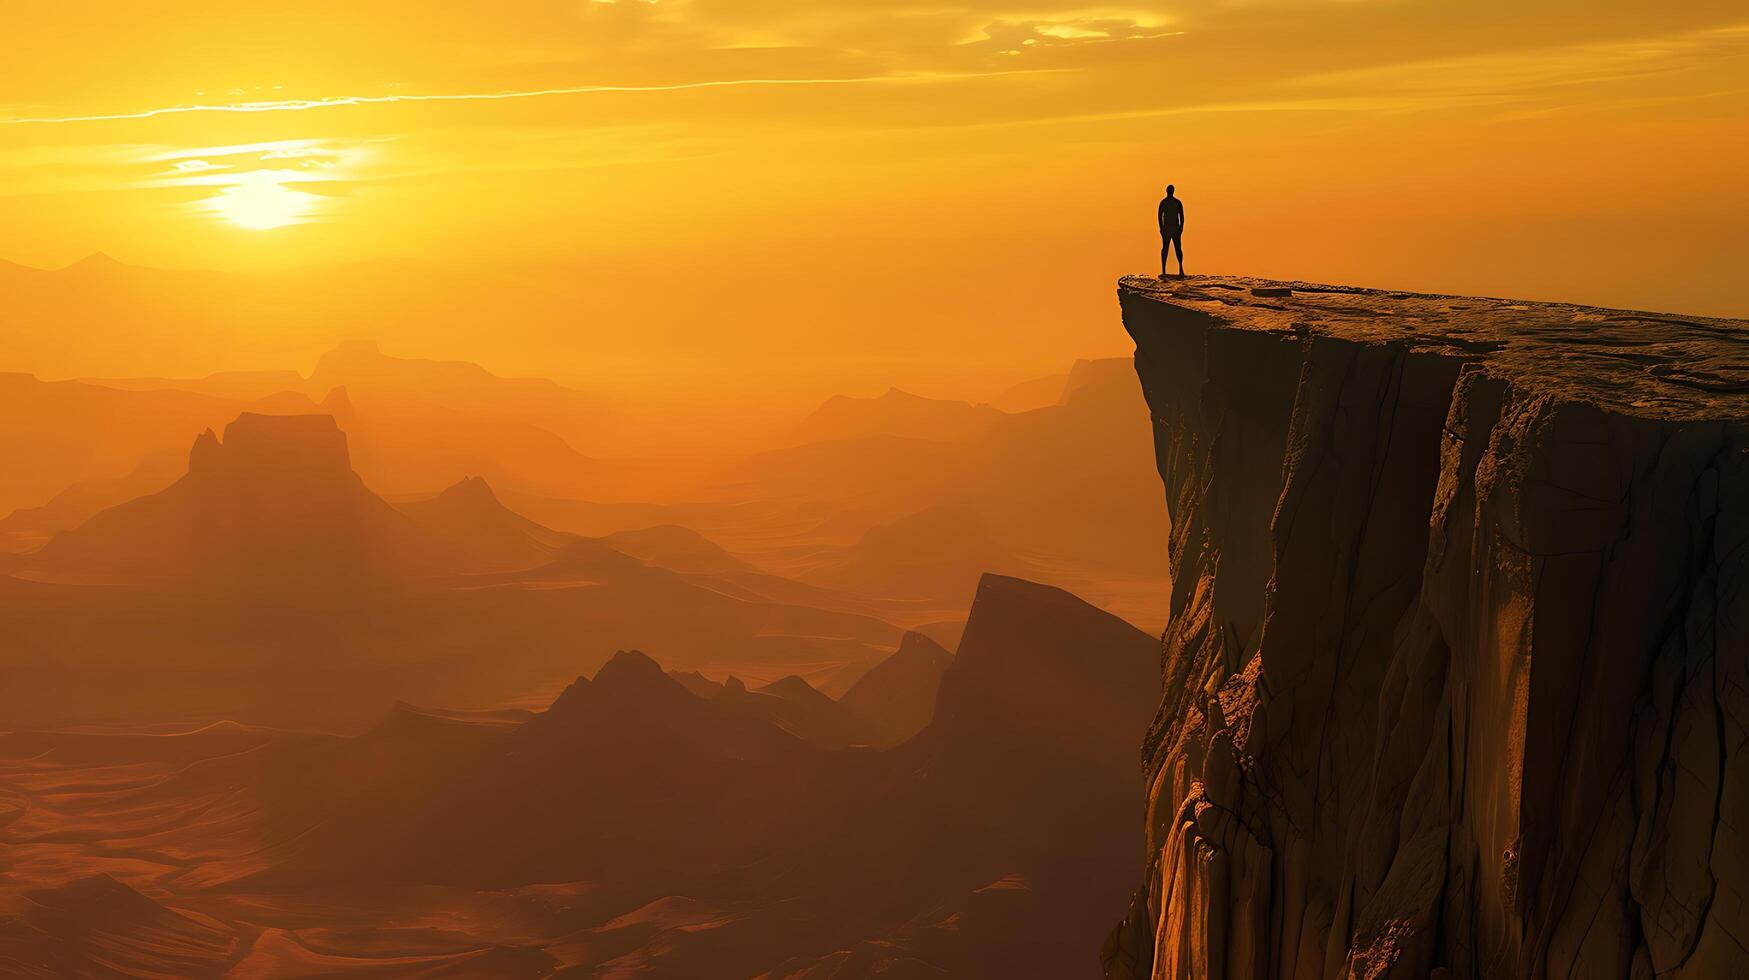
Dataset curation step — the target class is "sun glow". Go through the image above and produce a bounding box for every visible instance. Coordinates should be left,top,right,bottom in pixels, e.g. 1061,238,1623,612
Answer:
206,172,318,230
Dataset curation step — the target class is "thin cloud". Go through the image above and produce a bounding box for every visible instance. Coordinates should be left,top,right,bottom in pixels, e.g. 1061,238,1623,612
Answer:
0,68,1077,126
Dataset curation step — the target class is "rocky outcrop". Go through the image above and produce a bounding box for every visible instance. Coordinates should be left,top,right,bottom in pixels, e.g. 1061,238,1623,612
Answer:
396,475,572,570
1105,276,1749,979
839,630,954,747
35,412,451,586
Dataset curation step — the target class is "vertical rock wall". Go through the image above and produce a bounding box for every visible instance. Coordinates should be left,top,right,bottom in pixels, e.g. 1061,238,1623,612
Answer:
1104,277,1749,979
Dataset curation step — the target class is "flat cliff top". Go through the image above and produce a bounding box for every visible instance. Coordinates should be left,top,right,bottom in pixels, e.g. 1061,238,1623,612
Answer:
1120,274,1749,421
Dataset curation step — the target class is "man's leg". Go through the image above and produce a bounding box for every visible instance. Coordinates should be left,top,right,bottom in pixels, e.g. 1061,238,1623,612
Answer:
1161,241,1170,278
1172,237,1185,276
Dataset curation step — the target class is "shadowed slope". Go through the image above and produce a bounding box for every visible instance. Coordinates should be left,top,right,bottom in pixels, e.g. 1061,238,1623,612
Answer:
397,476,572,571
0,448,184,553
837,631,954,748
0,875,240,978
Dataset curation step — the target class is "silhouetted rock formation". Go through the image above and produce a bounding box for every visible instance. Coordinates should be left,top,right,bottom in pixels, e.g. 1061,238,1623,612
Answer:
838,630,954,747
696,673,870,748
397,475,572,570
12,575,1152,976
327,649,833,886
790,387,1005,445
0,372,322,516
763,574,1160,978
1061,356,1135,403
34,412,450,588
804,502,1039,605
1105,276,1749,979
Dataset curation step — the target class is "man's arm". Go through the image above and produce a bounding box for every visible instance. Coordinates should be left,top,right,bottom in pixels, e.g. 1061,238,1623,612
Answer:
1177,203,1186,235
1157,199,1168,231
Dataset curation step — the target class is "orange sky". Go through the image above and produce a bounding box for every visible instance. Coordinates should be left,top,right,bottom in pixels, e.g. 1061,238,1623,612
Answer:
2,1,1746,394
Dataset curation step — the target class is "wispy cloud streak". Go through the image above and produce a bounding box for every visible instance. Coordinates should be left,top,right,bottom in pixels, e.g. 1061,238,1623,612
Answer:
0,69,1075,126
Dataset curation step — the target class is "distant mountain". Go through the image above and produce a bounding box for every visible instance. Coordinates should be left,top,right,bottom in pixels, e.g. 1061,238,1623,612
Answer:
79,341,604,498
728,435,970,525
310,340,591,420
715,674,868,748
790,388,1005,445
0,254,576,386
596,524,752,575
0,447,183,552
14,367,600,504
294,382,597,498
668,669,726,699
990,369,1072,412
32,413,451,587
802,502,1039,607
0,372,321,515
0,875,239,977
730,358,1169,584
962,356,1170,576
397,476,573,571
1,454,915,728
85,369,308,401
0,254,262,380
1059,356,1134,403
838,630,954,748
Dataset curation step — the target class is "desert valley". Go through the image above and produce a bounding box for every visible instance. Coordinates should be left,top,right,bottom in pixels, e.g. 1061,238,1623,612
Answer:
0,254,1170,976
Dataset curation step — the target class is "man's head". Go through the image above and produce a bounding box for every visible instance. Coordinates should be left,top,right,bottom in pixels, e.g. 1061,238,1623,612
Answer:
1166,184,1175,197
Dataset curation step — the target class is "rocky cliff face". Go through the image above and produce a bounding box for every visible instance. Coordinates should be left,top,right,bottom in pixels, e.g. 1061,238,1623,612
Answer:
1104,276,1749,979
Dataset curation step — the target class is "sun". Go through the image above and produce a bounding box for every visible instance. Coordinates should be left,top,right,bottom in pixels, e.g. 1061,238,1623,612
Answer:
206,172,318,230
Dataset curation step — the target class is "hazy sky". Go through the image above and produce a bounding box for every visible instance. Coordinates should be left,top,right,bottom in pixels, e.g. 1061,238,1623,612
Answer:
2,1,1746,389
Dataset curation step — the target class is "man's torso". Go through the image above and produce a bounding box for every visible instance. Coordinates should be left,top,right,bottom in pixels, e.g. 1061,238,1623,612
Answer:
1160,198,1183,237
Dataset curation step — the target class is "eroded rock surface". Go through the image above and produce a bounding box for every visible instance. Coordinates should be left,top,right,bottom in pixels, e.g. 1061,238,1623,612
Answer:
1105,275,1749,979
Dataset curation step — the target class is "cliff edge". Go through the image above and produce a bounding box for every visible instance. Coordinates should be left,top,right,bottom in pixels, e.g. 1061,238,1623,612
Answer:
1106,275,1749,979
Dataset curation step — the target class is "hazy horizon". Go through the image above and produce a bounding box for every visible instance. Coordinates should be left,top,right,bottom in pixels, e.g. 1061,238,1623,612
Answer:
4,2,1746,408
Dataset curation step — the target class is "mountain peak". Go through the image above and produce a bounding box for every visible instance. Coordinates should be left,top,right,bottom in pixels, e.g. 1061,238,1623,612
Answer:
319,386,354,417
188,427,223,474
927,574,1158,747
62,251,125,273
436,475,498,505
592,649,671,690
758,675,830,705
839,631,954,747
544,675,592,718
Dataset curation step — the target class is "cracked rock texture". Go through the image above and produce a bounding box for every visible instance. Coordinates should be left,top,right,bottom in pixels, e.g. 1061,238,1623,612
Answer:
1103,275,1749,979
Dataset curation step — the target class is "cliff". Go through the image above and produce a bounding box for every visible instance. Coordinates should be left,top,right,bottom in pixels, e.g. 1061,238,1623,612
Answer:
1105,276,1749,979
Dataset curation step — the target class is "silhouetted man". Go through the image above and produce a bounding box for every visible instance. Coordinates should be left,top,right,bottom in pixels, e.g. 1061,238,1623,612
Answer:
1158,185,1185,277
